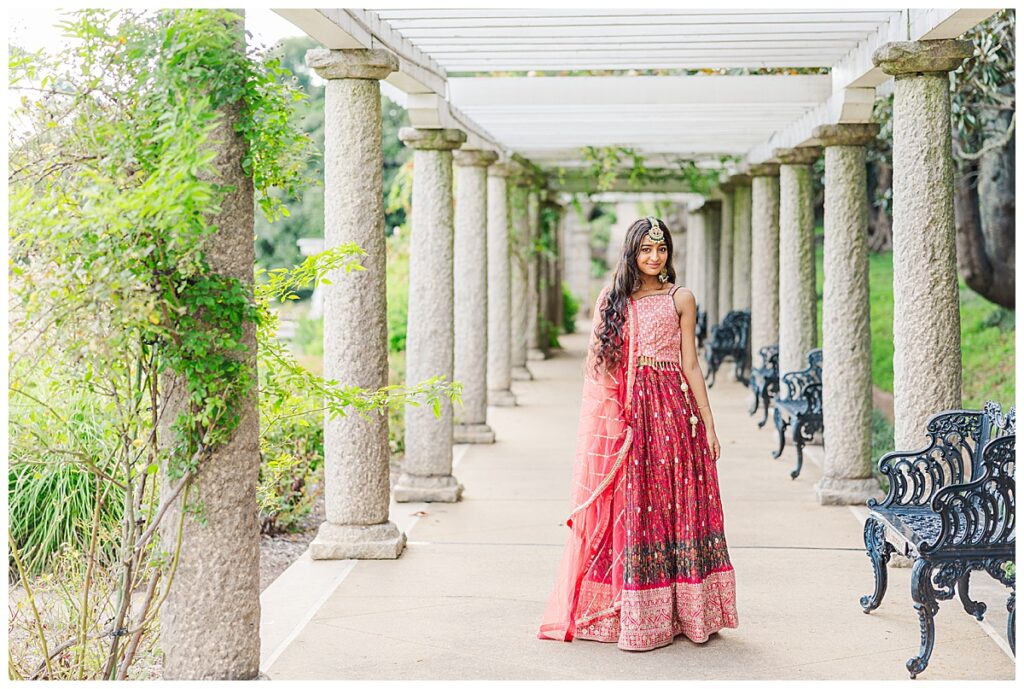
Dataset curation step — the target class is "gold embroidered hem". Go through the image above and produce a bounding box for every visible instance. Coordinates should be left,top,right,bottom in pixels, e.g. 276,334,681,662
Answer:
573,569,739,651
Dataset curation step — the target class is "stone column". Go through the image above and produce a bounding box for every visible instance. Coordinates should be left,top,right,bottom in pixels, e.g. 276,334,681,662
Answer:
453,149,498,443
717,183,735,318
730,175,753,310
703,202,721,326
565,202,593,318
749,162,781,358
509,174,533,380
813,123,882,504
686,208,705,301
487,163,517,406
546,201,564,346
554,205,565,334
527,190,547,360
608,202,636,269
395,126,467,503
775,147,821,374
874,40,971,449
304,49,404,559
158,14,260,678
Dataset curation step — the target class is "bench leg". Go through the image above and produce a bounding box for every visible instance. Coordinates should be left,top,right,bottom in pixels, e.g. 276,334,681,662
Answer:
956,571,987,621
1008,592,1015,656
758,387,772,428
860,517,894,613
771,408,788,459
790,422,805,480
748,380,760,416
705,361,717,388
907,559,938,679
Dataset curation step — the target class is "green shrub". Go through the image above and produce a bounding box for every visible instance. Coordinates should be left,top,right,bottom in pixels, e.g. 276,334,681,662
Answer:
386,231,409,353
562,282,580,334
292,311,324,356
388,349,406,456
8,388,124,577
869,408,895,493
257,412,323,535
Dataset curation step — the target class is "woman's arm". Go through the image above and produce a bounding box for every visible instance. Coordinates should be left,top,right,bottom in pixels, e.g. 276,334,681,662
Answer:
675,288,721,461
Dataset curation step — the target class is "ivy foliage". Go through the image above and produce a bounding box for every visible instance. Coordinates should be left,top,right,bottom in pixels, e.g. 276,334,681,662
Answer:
577,145,735,195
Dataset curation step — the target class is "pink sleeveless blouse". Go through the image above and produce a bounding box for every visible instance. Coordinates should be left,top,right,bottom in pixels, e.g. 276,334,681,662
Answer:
630,284,682,363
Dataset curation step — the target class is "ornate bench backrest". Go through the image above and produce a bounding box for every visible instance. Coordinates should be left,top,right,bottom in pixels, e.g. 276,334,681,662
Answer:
872,402,1016,510
710,310,747,349
780,348,823,400
925,432,1015,555
736,309,751,348
757,344,779,371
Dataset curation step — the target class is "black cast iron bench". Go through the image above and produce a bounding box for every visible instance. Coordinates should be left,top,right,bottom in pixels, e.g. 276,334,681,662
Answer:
770,347,822,480
704,309,750,388
860,402,1016,679
696,307,708,351
748,344,779,428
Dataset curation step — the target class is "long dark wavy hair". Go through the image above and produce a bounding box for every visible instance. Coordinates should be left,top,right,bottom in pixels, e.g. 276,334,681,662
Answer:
593,217,677,373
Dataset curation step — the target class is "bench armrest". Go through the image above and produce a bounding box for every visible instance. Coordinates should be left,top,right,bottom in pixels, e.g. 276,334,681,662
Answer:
870,409,985,510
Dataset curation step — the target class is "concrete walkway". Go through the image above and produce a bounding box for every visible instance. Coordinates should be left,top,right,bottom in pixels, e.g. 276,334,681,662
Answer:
261,329,1014,680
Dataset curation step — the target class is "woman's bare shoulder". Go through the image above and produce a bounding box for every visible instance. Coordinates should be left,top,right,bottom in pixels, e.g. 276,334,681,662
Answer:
671,285,696,306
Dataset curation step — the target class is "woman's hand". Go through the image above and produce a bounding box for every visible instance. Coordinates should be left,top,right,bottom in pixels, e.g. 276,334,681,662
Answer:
706,427,721,462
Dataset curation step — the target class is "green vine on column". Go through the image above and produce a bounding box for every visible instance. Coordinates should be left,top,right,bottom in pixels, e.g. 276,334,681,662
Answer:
8,9,459,678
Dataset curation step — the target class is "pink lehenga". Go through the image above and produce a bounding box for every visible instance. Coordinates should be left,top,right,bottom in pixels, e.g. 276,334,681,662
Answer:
538,283,739,651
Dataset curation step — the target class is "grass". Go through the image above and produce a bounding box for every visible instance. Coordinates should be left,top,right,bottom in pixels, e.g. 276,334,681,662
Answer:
814,237,1014,410
814,235,1014,462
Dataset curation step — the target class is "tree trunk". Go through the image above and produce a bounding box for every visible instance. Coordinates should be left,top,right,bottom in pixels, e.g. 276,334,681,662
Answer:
867,159,893,252
953,112,1015,310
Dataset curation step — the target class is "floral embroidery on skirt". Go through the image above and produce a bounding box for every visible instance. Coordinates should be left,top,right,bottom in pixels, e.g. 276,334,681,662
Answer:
574,363,739,650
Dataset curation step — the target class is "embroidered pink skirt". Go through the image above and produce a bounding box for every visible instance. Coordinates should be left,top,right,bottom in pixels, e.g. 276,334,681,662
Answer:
573,362,739,651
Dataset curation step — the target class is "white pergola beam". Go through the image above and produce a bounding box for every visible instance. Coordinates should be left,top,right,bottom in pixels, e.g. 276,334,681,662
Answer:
746,8,998,165
273,8,505,155
448,75,830,107
276,8,1000,187
833,8,998,91
272,8,369,49
376,9,898,20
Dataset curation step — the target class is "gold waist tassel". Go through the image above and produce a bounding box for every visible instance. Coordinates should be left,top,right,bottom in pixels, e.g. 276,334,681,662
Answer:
678,372,698,438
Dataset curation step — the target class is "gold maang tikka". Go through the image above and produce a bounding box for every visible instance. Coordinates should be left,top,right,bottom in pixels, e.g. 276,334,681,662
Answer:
646,216,664,242
646,217,669,284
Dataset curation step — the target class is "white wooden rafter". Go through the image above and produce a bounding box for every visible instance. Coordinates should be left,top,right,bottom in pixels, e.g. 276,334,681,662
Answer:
274,8,999,184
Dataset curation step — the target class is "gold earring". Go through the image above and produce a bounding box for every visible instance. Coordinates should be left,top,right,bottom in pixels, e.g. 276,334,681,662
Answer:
658,267,669,284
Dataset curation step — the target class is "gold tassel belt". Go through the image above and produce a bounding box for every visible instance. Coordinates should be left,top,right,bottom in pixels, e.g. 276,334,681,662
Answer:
635,356,700,437
635,355,679,369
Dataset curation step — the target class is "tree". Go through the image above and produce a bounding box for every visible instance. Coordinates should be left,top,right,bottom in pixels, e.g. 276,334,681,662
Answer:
252,35,411,272
951,9,1015,309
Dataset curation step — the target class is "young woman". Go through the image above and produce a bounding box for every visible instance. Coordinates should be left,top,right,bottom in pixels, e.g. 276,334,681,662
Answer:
537,216,739,651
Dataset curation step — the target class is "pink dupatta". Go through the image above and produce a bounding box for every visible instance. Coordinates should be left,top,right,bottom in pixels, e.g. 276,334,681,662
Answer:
537,284,638,641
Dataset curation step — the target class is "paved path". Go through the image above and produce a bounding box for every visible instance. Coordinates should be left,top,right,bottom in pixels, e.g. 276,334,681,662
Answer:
262,329,1014,680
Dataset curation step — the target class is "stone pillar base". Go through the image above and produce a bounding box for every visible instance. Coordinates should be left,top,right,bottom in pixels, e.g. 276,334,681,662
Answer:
512,366,534,381
309,521,405,560
454,422,495,444
393,473,464,503
527,348,548,361
814,476,883,506
487,389,517,407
